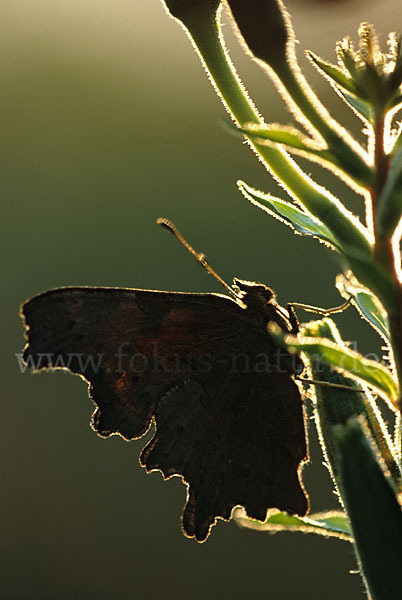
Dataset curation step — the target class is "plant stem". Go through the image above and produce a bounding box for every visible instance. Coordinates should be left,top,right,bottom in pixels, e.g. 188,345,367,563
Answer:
371,109,402,413
225,0,372,188
180,6,372,259
271,59,373,189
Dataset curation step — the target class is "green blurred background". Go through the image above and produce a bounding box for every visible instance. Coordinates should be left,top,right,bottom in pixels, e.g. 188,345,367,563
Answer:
2,0,399,598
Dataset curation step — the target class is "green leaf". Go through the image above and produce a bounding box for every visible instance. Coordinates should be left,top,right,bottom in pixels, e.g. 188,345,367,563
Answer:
333,418,402,599
336,272,390,342
234,508,352,541
336,42,358,79
335,247,395,316
239,124,318,152
270,325,399,409
238,180,340,249
303,318,400,492
306,52,374,123
238,124,363,183
307,51,358,95
339,92,372,122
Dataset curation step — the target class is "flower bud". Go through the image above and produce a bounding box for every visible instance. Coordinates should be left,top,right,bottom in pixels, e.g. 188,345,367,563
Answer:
226,0,292,71
163,0,221,27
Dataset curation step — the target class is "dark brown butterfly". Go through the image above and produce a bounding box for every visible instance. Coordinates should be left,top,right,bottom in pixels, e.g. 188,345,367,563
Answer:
20,222,309,542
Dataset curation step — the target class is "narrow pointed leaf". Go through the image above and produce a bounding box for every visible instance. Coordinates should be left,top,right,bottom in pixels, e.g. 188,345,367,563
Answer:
307,51,358,95
238,181,340,248
303,319,400,491
340,247,395,311
333,418,402,600
337,43,358,79
239,124,318,152
340,92,372,122
336,273,390,341
234,508,352,541
270,326,399,409
238,124,357,182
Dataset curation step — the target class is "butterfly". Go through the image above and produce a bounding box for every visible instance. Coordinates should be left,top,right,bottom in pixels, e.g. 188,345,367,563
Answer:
20,221,309,542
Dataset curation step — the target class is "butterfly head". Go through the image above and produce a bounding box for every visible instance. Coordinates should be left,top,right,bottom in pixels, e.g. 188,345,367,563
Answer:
233,278,297,337
233,278,275,305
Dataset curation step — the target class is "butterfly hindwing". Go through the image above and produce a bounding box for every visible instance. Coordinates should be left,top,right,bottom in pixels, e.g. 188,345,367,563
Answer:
142,370,307,541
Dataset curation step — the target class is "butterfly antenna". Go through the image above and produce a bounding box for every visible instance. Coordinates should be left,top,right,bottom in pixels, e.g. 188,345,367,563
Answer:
157,218,242,301
289,297,353,316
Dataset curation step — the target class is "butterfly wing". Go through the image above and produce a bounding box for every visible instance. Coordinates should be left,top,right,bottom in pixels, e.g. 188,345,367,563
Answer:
143,369,308,541
21,286,308,541
22,286,246,439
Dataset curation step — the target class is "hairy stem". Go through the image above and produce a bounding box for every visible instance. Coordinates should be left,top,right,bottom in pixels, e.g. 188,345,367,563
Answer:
372,110,402,415
175,5,372,258
269,59,372,189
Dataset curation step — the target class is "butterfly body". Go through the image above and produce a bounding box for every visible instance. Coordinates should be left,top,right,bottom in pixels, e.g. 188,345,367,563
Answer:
21,278,308,541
